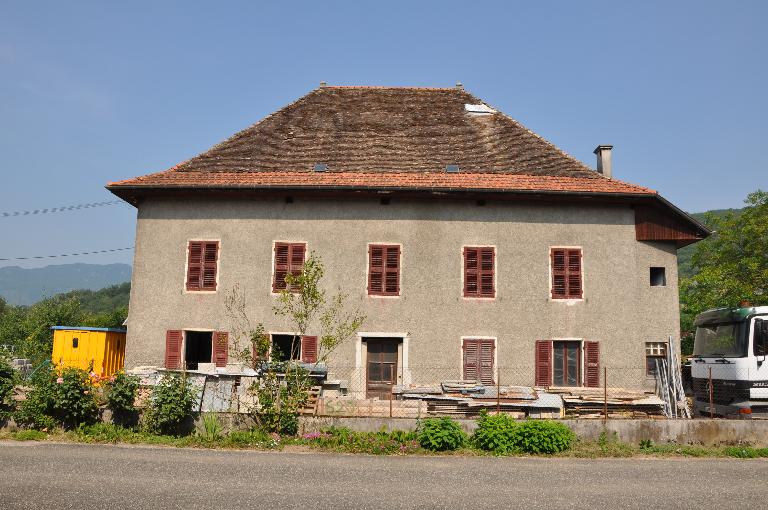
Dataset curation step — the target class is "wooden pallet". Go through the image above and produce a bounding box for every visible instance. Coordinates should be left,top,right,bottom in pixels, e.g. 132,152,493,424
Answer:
300,386,322,415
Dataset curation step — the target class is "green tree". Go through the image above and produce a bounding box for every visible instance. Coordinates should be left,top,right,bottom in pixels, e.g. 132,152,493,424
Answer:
680,190,768,350
22,296,84,364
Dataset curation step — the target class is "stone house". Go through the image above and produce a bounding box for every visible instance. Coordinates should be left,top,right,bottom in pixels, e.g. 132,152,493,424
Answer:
107,85,708,397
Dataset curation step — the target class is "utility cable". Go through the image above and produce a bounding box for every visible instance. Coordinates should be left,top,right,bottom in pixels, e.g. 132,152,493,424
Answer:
0,247,133,262
0,200,124,218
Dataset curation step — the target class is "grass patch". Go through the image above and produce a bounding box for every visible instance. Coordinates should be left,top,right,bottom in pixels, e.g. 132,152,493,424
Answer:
12,429,48,441
4,421,768,459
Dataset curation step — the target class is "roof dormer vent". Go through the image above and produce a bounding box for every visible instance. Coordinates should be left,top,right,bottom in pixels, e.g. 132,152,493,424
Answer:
313,163,327,172
446,164,460,173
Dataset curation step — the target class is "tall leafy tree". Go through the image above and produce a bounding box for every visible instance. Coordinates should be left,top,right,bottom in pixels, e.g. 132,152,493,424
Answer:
680,190,768,350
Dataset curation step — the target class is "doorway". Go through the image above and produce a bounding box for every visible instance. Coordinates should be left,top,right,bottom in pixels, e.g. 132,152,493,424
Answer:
365,338,400,400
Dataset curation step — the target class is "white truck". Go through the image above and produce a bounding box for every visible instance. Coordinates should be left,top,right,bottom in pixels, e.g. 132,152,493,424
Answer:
691,305,768,418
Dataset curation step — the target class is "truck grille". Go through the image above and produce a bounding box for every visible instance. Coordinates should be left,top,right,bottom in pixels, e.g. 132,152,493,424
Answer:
692,378,750,406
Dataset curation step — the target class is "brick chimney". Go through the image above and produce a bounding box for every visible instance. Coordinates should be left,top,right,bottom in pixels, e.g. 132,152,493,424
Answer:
593,145,613,179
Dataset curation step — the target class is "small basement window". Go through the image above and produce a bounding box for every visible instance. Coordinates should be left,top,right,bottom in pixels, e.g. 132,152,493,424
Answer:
271,334,300,362
185,331,213,370
650,267,666,286
645,342,667,375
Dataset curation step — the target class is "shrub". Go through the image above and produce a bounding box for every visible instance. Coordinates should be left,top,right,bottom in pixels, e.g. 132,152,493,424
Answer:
104,371,139,416
15,368,58,429
417,417,467,451
144,374,197,436
53,367,99,428
473,411,520,454
512,420,575,454
0,351,17,417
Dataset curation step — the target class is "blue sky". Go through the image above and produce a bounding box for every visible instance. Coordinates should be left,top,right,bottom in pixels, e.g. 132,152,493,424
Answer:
1,1,766,268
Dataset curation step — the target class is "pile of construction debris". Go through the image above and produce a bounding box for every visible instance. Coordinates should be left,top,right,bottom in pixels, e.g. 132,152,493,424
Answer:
547,387,666,418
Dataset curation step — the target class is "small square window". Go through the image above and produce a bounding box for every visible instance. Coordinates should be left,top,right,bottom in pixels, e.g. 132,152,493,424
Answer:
650,267,666,287
645,341,667,375
72,337,79,349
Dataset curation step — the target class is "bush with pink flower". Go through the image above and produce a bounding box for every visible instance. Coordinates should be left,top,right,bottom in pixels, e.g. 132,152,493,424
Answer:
15,366,98,429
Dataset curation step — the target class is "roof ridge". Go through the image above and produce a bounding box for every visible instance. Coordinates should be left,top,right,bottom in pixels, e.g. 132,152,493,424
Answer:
321,85,460,91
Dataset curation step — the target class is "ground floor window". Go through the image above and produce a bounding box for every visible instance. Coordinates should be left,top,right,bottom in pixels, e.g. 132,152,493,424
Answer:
462,338,495,385
184,331,213,370
552,340,580,386
535,339,600,388
645,342,667,375
271,334,300,362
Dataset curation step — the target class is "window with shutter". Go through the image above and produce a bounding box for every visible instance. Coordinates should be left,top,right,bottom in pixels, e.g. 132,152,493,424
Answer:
464,247,495,298
213,331,229,367
186,241,219,291
368,244,400,296
462,338,495,385
165,330,183,369
273,242,306,293
550,247,582,299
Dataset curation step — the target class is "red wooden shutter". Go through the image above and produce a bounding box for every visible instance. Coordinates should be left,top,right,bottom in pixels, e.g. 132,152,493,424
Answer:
213,331,228,367
187,241,218,291
566,249,582,298
463,339,479,382
273,243,289,291
480,248,495,297
301,335,318,363
551,248,582,299
464,248,478,296
584,340,600,388
368,245,384,294
464,247,494,297
479,339,495,385
369,245,400,296
385,246,400,294
289,244,306,282
186,242,203,291
165,330,183,369
463,338,495,385
201,242,218,290
535,340,552,387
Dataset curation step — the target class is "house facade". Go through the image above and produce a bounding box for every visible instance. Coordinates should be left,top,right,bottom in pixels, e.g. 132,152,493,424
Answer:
107,85,708,396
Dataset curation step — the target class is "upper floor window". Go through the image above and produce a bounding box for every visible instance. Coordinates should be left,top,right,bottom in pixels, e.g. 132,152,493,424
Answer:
186,241,219,291
551,248,582,299
464,247,495,298
368,244,400,296
273,242,306,293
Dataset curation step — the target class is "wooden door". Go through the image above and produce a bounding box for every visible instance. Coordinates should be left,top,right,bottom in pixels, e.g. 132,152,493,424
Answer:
366,339,399,400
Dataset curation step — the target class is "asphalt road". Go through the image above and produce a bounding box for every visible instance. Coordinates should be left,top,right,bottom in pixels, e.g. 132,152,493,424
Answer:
1,441,767,509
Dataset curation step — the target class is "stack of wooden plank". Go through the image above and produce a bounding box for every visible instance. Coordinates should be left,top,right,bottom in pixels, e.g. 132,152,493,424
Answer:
548,386,666,418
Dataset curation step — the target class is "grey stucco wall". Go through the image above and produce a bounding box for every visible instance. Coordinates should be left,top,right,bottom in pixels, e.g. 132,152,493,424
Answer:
125,197,679,392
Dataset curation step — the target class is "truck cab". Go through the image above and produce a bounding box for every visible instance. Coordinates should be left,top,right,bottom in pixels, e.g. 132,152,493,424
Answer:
690,306,768,418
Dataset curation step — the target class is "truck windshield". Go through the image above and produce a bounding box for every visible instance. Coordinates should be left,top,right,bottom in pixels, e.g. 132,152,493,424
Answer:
693,322,747,357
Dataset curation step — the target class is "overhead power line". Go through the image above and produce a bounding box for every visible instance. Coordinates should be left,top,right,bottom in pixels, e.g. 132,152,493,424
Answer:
1,200,124,218
0,247,134,262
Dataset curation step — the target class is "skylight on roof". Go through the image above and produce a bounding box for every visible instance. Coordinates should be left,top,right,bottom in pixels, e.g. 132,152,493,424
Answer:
464,103,497,115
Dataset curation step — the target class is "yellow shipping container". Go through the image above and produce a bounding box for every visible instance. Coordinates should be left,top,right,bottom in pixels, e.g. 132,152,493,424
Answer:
51,326,126,377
